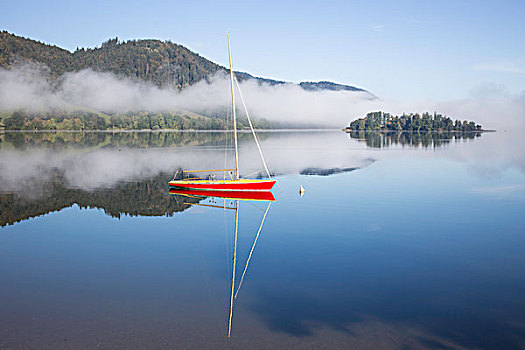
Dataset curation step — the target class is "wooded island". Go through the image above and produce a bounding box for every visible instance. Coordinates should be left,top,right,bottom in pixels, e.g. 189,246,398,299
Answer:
344,111,483,132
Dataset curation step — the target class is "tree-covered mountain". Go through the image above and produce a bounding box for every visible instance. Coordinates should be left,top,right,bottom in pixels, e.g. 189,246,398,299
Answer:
0,30,368,92
0,31,221,87
299,81,366,92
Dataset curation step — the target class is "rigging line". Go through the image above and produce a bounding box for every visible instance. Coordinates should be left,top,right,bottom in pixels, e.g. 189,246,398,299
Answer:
234,202,271,299
233,76,272,181
183,202,236,210
244,169,265,178
243,201,266,213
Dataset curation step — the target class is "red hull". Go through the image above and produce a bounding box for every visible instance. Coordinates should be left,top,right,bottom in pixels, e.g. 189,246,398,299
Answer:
168,180,276,191
169,188,275,201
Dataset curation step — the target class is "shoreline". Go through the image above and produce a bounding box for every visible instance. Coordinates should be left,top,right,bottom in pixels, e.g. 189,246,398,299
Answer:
342,128,496,133
0,128,341,134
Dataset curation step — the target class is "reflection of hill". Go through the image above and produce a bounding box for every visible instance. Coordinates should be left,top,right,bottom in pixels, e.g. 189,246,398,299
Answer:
0,172,200,227
0,131,268,150
300,167,359,176
347,131,481,148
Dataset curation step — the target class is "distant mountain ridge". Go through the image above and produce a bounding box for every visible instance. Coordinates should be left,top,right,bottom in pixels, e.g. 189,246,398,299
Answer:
299,81,366,92
0,30,369,93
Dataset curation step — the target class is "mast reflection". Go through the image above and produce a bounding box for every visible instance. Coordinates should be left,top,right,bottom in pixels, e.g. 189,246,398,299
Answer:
169,189,275,337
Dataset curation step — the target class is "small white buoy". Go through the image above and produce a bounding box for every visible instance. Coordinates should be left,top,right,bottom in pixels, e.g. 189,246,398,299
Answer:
299,185,305,197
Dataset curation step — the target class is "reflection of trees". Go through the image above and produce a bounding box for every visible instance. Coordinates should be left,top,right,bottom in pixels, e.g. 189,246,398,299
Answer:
347,131,481,148
0,172,201,227
300,167,359,176
0,131,269,150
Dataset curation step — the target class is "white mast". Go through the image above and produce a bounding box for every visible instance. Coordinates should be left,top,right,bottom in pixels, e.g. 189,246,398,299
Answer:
227,35,240,180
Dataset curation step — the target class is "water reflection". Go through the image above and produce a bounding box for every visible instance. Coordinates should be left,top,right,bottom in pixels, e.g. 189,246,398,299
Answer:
347,130,483,148
0,172,198,227
0,130,498,226
0,130,265,150
1,130,524,349
0,131,374,192
170,189,274,338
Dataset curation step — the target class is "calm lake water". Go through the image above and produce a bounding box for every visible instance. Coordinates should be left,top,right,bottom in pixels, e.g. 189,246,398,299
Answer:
1,130,524,349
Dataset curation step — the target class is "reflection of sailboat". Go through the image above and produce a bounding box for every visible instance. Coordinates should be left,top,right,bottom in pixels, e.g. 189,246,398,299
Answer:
169,188,275,202
170,189,273,338
227,199,273,338
169,35,275,191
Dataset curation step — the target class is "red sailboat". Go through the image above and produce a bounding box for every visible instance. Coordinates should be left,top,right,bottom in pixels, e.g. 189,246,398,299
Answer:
169,35,276,192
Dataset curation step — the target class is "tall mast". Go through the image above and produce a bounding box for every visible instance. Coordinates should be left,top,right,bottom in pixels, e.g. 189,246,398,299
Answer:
228,35,240,180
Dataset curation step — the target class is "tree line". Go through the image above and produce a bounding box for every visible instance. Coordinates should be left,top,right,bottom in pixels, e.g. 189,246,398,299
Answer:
0,130,269,150
0,110,275,131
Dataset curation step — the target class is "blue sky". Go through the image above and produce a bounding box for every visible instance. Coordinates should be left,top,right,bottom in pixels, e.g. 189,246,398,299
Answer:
1,0,524,100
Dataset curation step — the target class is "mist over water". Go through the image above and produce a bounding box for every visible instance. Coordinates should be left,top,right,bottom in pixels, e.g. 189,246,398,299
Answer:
0,131,374,192
1,129,524,196
2,66,524,128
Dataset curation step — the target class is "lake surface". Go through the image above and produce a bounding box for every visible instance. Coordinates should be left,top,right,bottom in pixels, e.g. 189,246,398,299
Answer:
1,130,524,349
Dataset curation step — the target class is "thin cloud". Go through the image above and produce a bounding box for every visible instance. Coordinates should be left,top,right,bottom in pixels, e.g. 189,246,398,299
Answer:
473,62,525,74
372,24,385,32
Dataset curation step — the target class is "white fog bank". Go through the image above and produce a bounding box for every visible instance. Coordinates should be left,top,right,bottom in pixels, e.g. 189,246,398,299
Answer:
1,66,524,129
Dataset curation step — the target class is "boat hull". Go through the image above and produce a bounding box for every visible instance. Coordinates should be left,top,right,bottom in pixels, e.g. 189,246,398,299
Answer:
168,179,276,191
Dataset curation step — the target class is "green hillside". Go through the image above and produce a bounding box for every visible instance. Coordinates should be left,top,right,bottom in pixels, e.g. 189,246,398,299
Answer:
0,31,221,88
0,30,368,92
0,31,74,77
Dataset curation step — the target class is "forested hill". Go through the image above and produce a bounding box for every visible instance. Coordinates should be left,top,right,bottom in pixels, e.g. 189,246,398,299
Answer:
299,81,366,92
0,31,221,88
0,31,368,92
